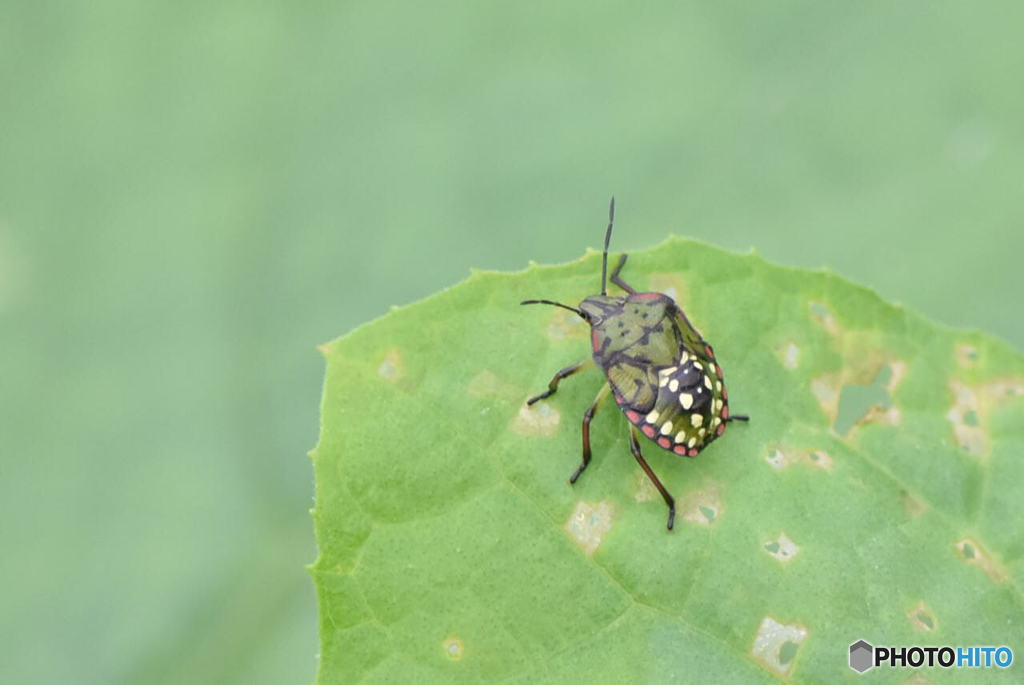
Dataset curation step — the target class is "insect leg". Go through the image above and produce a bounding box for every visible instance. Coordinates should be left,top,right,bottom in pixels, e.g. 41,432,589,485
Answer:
726,414,750,422
610,253,638,295
527,360,593,405
569,382,610,484
629,426,677,530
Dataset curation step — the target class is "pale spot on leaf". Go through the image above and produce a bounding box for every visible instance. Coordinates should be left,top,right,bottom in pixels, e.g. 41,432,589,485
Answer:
990,379,1022,398
468,369,516,399
947,378,1024,458
763,533,800,562
633,471,658,502
442,637,464,660
886,359,908,393
565,500,614,556
764,446,833,472
765,448,787,470
778,341,800,370
862,404,902,428
955,343,979,367
647,273,687,304
808,300,839,336
545,308,586,340
902,491,927,519
681,481,721,525
947,382,986,457
955,538,1006,583
378,348,403,382
804,449,833,471
811,374,840,421
907,601,937,632
751,617,807,675
511,402,560,437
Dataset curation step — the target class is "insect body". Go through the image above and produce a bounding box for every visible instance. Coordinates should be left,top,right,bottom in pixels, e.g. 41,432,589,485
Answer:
522,198,748,530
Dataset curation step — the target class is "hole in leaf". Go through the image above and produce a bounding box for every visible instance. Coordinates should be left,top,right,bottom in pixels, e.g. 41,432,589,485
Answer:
765,449,786,470
947,381,987,456
907,601,937,632
681,482,722,526
834,364,892,436
806,450,833,470
955,538,1006,582
947,378,1024,458
956,343,979,366
763,532,800,562
752,617,807,675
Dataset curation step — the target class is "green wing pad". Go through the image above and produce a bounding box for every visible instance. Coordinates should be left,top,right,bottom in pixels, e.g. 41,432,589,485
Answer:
605,360,660,412
614,348,732,456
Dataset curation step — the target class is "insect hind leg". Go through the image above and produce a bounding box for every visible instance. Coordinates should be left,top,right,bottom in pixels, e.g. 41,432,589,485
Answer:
629,427,676,531
610,253,638,294
725,414,750,422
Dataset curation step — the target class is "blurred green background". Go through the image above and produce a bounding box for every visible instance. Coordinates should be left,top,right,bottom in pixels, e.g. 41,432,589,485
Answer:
2,2,1021,683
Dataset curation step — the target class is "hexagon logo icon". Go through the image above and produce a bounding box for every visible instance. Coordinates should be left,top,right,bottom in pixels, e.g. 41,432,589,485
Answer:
849,639,874,673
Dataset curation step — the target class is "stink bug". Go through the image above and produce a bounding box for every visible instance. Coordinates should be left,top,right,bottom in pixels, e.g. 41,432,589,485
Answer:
522,198,748,530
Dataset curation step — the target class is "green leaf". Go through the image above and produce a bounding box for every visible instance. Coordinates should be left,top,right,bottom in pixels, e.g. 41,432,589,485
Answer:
311,238,1024,683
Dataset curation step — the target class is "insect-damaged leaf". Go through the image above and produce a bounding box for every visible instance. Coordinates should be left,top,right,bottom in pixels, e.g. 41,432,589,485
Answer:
311,238,1024,684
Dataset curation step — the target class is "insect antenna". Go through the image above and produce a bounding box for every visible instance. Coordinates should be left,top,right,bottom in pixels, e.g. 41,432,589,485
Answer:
520,299,586,319
601,196,615,295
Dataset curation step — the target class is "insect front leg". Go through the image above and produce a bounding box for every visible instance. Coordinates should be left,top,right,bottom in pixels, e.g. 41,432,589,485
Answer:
527,360,593,405
610,253,638,295
570,383,610,484
629,426,677,531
